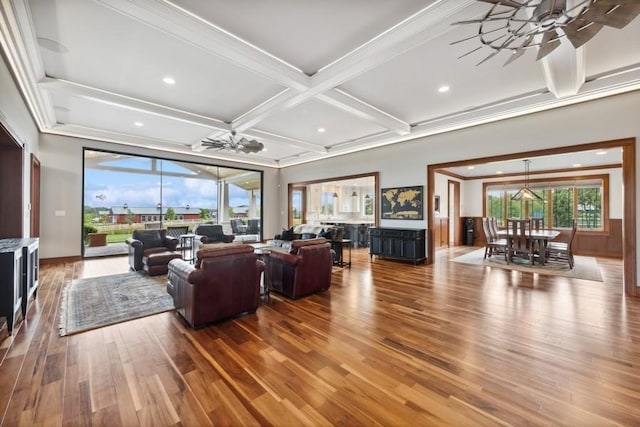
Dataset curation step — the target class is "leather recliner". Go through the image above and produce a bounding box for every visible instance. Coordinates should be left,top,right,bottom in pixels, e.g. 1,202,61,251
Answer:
126,229,180,274
266,238,333,299
193,224,234,253
167,244,264,328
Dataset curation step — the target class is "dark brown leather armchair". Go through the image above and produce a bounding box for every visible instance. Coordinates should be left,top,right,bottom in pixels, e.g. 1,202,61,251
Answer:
193,224,234,253
167,244,264,328
126,229,179,273
266,238,333,299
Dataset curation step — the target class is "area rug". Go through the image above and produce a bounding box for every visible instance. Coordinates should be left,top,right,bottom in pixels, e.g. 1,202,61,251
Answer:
451,249,603,282
59,272,174,336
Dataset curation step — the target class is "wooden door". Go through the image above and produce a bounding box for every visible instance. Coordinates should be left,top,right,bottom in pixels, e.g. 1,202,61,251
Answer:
30,154,40,237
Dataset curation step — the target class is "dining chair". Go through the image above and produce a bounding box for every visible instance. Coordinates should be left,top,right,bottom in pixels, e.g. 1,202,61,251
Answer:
482,217,508,260
546,219,578,268
531,217,544,231
507,218,534,265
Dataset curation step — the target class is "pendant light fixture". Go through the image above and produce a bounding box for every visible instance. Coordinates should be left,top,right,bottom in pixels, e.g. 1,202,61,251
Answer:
511,159,543,201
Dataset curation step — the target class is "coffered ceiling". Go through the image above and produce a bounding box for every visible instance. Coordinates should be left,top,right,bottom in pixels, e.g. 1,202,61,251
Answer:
1,0,639,168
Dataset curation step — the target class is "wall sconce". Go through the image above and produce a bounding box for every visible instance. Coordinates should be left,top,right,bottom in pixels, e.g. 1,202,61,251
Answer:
333,192,339,198
351,191,357,197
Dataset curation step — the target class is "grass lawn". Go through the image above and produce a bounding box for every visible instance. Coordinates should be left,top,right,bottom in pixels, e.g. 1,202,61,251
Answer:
107,233,131,244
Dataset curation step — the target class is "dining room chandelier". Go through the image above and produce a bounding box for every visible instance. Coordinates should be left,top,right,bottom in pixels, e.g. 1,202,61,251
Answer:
512,159,543,201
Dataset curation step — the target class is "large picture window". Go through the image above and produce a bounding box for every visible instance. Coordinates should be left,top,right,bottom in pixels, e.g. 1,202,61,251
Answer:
484,175,607,231
83,149,263,256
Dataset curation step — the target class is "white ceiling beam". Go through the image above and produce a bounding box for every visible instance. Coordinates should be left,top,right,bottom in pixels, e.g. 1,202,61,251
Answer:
316,89,410,135
540,40,586,98
233,0,475,133
49,123,279,168
39,77,230,131
97,0,466,137
243,129,328,154
0,0,56,128
94,0,310,91
310,0,476,93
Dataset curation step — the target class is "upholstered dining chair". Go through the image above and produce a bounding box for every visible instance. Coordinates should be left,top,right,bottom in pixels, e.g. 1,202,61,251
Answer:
546,219,578,269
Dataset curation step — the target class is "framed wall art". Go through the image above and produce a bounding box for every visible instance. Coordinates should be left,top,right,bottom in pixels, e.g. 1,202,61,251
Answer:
380,185,423,220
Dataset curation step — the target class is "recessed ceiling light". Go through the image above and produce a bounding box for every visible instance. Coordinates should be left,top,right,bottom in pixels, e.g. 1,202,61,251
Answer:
317,127,325,133
438,85,450,93
572,163,581,167
467,166,475,170
162,76,176,85
496,171,503,174
134,121,144,127
596,150,607,155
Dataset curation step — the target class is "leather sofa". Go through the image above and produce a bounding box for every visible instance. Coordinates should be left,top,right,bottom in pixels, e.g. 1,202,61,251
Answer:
265,238,333,299
126,229,180,275
167,244,265,328
268,224,330,249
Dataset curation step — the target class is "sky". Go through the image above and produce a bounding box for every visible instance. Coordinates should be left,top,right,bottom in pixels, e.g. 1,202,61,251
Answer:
83,156,257,210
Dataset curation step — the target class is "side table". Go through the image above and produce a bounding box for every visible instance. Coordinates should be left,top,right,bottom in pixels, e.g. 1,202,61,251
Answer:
331,239,352,268
180,234,196,264
253,247,271,301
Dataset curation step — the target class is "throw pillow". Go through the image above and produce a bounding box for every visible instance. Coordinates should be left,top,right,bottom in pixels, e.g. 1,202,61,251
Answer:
281,227,295,241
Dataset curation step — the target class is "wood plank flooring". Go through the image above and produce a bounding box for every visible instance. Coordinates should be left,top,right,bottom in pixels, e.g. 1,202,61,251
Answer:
0,247,637,426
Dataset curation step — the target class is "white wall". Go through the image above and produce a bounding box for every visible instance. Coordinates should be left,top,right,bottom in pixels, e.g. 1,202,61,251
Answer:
0,52,39,237
38,134,280,259
280,91,640,278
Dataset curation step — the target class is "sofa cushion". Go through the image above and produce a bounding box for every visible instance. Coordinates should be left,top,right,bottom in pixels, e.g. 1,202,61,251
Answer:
133,229,163,248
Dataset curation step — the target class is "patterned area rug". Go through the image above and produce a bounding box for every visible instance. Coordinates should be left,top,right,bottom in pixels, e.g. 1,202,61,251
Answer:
59,272,174,336
451,249,603,282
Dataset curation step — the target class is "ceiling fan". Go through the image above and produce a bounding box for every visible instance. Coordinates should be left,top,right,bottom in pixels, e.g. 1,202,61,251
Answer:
200,130,264,154
452,0,640,66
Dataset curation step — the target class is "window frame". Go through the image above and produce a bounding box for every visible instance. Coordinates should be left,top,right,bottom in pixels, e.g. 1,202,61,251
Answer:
482,173,610,233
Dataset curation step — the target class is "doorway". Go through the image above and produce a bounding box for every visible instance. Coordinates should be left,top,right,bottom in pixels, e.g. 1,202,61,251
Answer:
30,154,40,237
448,180,460,246
427,137,636,295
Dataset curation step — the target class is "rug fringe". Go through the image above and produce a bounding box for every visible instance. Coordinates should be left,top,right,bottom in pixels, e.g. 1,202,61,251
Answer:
59,281,71,336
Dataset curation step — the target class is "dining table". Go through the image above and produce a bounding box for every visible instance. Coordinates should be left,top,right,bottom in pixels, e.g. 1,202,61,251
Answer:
497,228,560,264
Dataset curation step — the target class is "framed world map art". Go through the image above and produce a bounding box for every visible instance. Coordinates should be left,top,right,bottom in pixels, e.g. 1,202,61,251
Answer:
380,185,423,220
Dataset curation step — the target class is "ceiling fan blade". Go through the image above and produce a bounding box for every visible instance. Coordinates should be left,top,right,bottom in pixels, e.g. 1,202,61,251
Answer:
584,0,640,29
240,140,264,154
504,48,526,66
476,49,501,66
536,29,561,60
563,19,603,48
477,0,524,8
504,35,533,66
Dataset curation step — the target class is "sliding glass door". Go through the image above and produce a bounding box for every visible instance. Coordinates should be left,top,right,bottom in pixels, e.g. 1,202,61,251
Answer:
83,149,263,257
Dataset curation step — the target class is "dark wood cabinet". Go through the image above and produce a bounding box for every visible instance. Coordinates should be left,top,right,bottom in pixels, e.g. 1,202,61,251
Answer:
0,240,24,334
369,227,426,264
0,238,38,334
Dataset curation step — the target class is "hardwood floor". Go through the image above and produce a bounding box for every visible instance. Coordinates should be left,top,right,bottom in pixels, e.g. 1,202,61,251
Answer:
1,247,637,426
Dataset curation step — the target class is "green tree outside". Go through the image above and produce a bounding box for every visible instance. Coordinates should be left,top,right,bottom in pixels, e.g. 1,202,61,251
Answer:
166,207,176,220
